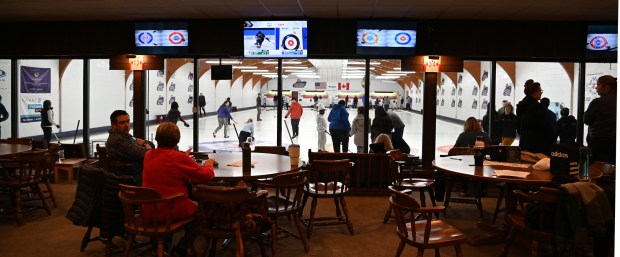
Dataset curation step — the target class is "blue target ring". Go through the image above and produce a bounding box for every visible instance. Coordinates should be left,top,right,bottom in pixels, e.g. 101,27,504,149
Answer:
394,32,411,45
138,32,154,45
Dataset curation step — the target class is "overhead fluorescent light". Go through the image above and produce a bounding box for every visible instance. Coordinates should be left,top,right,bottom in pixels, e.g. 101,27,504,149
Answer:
393,67,401,70
342,67,375,70
264,75,288,78
205,60,239,64
241,69,268,72
375,75,400,79
254,72,278,75
385,71,416,74
233,66,257,69
346,61,381,65
287,70,316,73
342,75,365,79
297,75,320,78
282,66,308,69
263,61,302,64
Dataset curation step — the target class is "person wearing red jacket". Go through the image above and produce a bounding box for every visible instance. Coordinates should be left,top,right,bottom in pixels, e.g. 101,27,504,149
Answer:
142,122,215,223
285,99,304,139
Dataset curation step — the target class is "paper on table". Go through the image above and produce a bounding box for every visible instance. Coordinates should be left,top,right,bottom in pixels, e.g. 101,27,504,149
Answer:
484,160,531,169
493,170,530,179
227,160,257,167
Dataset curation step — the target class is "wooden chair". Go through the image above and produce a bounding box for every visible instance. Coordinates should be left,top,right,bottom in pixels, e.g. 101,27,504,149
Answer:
95,144,137,177
384,150,437,223
389,185,467,257
193,184,270,257
253,171,309,256
499,187,560,257
253,146,289,156
118,184,197,257
444,147,485,218
301,159,354,238
41,143,61,207
0,150,51,225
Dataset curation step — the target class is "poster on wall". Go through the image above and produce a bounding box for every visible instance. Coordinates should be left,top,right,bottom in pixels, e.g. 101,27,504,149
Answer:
20,66,51,93
19,96,43,123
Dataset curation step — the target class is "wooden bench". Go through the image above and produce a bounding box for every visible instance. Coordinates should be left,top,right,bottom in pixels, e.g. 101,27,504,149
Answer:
307,150,392,196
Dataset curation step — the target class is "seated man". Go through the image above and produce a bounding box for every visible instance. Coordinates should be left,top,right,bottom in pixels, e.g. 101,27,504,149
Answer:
106,110,154,178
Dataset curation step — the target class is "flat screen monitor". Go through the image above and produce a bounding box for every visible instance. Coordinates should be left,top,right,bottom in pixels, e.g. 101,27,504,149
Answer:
135,22,189,55
211,65,233,80
243,21,308,58
586,25,618,60
356,21,416,56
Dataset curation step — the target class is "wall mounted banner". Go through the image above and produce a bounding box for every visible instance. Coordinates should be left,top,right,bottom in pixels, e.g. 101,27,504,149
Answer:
19,96,43,123
20,66,51,93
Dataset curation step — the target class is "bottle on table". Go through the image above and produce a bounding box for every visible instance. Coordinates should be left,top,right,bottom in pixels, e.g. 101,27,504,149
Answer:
578,146,592,181
473,136,485,166
58,147,65,163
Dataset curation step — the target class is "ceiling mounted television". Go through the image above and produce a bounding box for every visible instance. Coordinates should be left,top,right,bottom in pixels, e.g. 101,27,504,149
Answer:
211,65,233,80
243,21,308,58
586,25,618,60
356,21,416,56
135,22,188,55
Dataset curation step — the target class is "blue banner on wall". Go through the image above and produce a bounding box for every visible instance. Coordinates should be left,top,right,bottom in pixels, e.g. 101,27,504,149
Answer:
20,66,51,93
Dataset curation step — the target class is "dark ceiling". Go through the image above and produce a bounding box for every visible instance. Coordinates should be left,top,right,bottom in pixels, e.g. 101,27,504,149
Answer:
2,0,618,22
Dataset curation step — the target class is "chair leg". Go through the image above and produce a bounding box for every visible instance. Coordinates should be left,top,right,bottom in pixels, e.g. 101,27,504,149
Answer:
444,179,454,209
80,226,94,252
416,248,425,257
383,205,393,224
334,197,342,218
307,197,318,239
473,182,483,218
499,226,517,257
434,248,440,257
206,238,217,257
492,186,505,224
13,189,23,226
34,185,52,215
293,212,309,252
394,240,405,257
43,178,57,208
455,244,464,257
339,196,354,235
419,190,426,207
531,240,539,257
124,233,135,257
157,237,165,257
427,188,439,219
270,221,277,257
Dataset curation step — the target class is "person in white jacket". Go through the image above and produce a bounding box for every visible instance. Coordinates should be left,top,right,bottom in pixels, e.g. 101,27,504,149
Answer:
350,106,370,153
316,105,328,151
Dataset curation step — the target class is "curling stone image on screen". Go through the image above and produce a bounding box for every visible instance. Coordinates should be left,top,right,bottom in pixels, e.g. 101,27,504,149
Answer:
244,21,308,58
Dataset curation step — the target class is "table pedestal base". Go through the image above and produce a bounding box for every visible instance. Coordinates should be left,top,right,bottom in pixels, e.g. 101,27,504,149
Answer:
467,222,508,246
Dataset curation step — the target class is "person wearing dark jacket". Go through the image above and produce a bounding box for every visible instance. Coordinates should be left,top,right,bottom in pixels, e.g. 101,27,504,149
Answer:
516,79,554,154
584,75,617,164
328,100,351,153
40,100,60,144
482,102,501,145
498,103,518,146
166,102,189,127
198,93,206,117
556,107,577,143
540,97,558,139
371,107,393,142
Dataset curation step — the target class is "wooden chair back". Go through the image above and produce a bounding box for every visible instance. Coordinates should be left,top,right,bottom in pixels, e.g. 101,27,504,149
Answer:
388,149,406,161
305,159,353,195
253,146,289,156
512,187,560,233
118,184,184,231
591,161,615,179
254,170,307,215
95,144,108,169
447,147,474,156
1,150,47,184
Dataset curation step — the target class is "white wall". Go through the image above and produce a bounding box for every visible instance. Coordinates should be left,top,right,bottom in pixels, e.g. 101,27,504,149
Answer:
90,59,127,129
0,60,12,139
61,60,84,132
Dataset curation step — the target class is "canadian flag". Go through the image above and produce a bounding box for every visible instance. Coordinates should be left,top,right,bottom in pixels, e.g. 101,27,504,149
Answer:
338,82,350,90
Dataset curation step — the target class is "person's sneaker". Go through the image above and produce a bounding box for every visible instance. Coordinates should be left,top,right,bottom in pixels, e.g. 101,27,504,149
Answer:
212,133,216,138
224,136,230,138
257,119,262,121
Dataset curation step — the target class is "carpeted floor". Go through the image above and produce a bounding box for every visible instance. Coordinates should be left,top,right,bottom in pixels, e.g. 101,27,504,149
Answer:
0,183,536,257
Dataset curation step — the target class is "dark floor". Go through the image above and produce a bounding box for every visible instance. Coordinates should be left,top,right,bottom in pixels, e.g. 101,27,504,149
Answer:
0,183,562,257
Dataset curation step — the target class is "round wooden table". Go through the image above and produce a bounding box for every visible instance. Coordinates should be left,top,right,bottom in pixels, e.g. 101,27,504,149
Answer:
208,152,303,180
0,143,32,157
433,155,602,246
